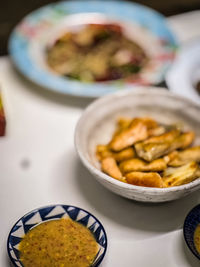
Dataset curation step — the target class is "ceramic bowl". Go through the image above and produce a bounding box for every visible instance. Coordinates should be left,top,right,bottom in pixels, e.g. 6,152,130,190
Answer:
7,204,107,266
75,87,200,202
9,0,177,97
183,204,200,260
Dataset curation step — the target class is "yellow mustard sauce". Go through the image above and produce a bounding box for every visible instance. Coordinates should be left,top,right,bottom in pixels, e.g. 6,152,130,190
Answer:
19,218,98,267
194,224,200,254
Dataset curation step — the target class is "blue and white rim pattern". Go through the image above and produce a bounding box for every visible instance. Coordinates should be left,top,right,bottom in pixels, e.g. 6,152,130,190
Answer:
7,204,107,266
183,204,200,260
9,0,178,97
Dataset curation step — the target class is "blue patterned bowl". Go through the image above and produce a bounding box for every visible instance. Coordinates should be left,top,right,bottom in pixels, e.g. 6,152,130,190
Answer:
7,204,107,266
183,204,200,260
9,0,177,97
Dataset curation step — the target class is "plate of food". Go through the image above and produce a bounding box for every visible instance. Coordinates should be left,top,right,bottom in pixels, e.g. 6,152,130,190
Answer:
9,0,177,97
166,38,200,104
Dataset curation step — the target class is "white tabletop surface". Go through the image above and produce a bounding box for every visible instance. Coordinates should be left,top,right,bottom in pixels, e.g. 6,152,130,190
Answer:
1,11,200,267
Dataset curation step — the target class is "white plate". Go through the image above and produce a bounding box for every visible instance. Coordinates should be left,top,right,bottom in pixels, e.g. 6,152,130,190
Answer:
166,38,200,104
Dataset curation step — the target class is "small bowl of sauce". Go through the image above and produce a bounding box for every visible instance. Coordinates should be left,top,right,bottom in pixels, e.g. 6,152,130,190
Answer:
7,204,107,267
183,204,200,260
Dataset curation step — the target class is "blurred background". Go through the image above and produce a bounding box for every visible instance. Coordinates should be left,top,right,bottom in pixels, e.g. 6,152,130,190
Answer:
1,0,200,56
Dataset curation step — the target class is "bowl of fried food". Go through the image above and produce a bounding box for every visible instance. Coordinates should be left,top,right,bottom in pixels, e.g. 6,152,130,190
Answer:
75,87,200,202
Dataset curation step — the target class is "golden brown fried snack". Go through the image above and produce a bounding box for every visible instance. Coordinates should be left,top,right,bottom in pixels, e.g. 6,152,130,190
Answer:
125,172,164,188
101,157,126,182
141,129,180,145
119,158,167,173
176,131,195,149
168,146,200,167
148,125,166,137
109,117,158,152
117,117,132,130
135,130,194,162
113,147,136,162
163,161,200,187
112,117,132,137
96,145,112,160
163,151,179,164
96,145,135,162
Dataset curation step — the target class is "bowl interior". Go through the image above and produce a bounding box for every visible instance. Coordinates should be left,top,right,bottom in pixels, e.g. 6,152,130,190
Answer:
7,205,107,267
76,88,200,192
184,204,200,260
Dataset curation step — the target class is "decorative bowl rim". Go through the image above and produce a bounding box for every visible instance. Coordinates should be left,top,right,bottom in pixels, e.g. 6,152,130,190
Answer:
183,204,200,260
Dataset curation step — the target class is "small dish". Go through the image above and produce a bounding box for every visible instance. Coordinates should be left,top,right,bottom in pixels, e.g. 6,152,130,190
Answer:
9,0,177,97
166,38,200,104
183,204,200,260
7,204,107,267
75,87,200,202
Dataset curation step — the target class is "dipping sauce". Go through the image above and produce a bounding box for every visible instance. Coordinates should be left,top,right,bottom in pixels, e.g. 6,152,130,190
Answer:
19,218,98,267
194,224,200,253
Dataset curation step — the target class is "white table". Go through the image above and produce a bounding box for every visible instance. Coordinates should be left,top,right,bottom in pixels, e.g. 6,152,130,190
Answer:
1,11,200,267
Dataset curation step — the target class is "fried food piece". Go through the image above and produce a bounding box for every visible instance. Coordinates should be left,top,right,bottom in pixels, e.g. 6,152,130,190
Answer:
109,117,158,152
177,131,195,149
135,130,194,162
117,117,132,130
101,157,126,182
168,146,200,167
113,118,132,137
119,158,167,173
164,151,179,164
96,145,135,162
141,129,180,145
148,125,166,137
163,161,200,187
125,172,164,188
96,145,112,160
114,147,136,162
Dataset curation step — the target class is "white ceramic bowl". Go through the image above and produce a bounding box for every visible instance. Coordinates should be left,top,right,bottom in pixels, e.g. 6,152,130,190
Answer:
75,87,200,202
